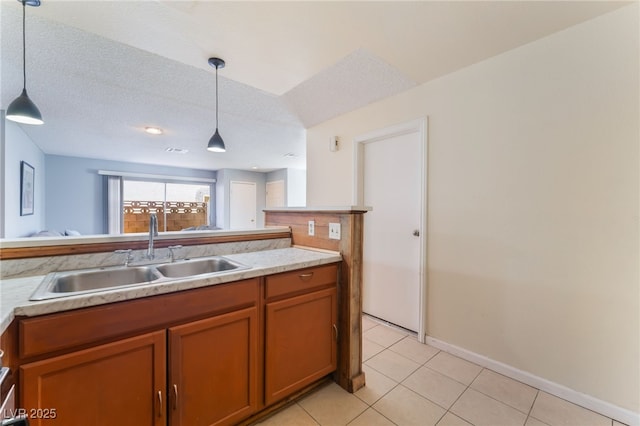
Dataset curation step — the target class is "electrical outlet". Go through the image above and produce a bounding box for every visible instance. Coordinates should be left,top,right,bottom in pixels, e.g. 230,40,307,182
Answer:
308,220,315,236
329,223,341,240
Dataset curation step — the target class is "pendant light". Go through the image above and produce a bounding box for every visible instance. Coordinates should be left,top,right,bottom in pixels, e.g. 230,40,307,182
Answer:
207,57,226,152
6,0,43,125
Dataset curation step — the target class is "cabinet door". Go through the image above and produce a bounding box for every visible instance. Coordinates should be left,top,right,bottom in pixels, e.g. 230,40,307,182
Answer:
21,330,166,426
265,287,337,405
169,307,258,426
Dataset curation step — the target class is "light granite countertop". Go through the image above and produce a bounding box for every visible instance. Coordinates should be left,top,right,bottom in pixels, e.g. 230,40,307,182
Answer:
0,247,341,334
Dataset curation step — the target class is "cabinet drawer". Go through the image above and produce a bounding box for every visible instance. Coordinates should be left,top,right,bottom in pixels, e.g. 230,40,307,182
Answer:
20,278,259,360
265,264,338,300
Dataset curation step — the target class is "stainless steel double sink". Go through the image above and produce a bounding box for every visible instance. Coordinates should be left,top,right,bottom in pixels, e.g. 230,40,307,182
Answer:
30,256,250,301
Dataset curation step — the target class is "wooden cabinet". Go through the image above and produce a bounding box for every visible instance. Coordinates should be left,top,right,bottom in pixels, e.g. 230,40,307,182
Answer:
19,278,260,426
264,265,338,405
15,264,339,425
168,307,258,426
21,330,166,426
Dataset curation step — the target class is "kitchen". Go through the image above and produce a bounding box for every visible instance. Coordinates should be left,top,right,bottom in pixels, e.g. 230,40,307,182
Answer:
1,1,638,425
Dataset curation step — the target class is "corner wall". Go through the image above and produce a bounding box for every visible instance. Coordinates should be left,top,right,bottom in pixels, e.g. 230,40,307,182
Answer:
306,5,639,414
287,168,306,207
1,111,5,238
3,120,46,238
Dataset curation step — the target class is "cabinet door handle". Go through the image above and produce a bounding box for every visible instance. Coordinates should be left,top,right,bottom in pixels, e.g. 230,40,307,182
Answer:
333,323,338,340
299,272,314,281
173,384,178,410
157,391,163,417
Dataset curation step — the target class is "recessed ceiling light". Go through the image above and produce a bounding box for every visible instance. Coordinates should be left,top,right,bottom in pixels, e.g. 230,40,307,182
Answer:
145,126,163,135
165,147,188,154
251,166,259,170
283,153,297,158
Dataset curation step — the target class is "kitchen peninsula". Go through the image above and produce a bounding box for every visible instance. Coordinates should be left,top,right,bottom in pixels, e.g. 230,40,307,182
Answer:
0,207,369,425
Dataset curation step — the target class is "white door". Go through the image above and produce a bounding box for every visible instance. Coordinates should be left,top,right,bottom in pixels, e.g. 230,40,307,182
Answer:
230,181,257,229
357,119,426,334
266,180,285,208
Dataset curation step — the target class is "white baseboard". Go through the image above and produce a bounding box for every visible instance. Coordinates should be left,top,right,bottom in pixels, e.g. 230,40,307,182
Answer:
425,336,639,426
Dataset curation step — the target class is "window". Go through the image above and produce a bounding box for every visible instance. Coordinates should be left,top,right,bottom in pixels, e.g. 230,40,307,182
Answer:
103,171,215,234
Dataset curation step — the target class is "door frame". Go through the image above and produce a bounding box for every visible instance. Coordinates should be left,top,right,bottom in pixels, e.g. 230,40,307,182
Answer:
353,117,428,342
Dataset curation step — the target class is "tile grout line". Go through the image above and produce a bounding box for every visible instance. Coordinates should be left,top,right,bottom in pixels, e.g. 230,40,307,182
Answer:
396,382,452,425
347,370,402,426
444,367,483,426
465,369,539,419
363,351,423,385
361,361,404,387
421,362,477,388
386,336,441,364
353,377,400,408
368,335,440,369
524,390,542,426
294,395,323,425
351,404,401,426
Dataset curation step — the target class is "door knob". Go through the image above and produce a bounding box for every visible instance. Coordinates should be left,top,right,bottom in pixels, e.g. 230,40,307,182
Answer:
413,230,420,237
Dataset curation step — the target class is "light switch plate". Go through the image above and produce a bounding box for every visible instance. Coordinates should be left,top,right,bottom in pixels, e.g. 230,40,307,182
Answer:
308,220,315,236
329,222,341,240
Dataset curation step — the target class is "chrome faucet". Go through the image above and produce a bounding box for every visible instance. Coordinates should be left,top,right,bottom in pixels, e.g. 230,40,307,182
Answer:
148,213,158,259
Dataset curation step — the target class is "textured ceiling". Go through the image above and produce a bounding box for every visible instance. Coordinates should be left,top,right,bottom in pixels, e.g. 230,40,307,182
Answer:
284,49,416,128
0,1,629,173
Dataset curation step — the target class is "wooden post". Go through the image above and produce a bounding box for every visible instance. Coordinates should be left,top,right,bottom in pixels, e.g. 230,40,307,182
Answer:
264,207,369,392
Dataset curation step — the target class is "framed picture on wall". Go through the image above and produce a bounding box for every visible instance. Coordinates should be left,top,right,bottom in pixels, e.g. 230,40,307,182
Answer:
20,161,35,216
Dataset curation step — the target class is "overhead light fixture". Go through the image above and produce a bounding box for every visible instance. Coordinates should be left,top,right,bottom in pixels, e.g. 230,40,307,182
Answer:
165,147,188,154
207,57,226,153
144,126,163,135
6,0,43,125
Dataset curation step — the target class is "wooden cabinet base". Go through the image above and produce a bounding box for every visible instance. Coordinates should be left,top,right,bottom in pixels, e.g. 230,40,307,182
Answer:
20,331,166,426
14,265,341,425
169,307,258,426
265,287,337,406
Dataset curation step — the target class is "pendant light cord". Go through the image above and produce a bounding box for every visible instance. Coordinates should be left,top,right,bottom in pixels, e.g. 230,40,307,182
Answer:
215,65,219,128
21,0,27,90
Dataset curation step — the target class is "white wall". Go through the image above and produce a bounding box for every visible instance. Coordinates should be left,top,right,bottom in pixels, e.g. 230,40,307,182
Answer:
0,112,5,238
307,5,639,414
286,168,306,207
215,169,226,228
3,119,46,238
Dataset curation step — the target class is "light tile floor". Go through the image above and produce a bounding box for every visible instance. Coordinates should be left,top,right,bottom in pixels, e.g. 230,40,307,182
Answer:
256,315,625,426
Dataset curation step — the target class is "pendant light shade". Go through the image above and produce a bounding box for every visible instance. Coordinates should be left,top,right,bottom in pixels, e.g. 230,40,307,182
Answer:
6,0,43,126
208,129,225,152
207,57,225,152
